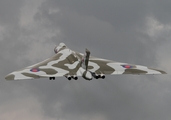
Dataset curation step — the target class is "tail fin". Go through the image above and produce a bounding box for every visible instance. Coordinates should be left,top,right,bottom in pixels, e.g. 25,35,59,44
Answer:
81,49,90,70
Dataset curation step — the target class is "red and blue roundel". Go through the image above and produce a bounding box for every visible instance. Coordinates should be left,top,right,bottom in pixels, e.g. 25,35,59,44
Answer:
121,65,133,69
30,68,40,72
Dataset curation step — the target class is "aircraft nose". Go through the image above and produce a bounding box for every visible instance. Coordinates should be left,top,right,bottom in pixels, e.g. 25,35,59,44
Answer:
5,74,15,80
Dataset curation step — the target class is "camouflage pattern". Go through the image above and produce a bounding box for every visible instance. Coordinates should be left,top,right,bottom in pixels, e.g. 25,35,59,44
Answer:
5,43,166,81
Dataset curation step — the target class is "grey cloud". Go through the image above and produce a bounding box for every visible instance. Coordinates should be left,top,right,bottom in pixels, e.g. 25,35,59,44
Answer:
34,1,156,65
149,0,171,24
0,0,23,26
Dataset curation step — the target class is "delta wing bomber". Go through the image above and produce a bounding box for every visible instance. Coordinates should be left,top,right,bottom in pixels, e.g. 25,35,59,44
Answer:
5,43,166,81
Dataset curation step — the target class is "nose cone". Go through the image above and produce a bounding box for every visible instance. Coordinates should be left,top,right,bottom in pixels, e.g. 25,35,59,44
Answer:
5,74,15,80
59,43,66,47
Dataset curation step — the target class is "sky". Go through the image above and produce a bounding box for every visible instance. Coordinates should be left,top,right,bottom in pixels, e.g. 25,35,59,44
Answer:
1,0,171,120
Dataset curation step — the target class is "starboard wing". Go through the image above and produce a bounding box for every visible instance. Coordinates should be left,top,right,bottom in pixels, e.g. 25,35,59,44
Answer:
88,56,166,75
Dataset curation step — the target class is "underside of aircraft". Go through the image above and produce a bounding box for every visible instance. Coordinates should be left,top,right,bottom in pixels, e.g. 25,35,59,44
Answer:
5,43,166,81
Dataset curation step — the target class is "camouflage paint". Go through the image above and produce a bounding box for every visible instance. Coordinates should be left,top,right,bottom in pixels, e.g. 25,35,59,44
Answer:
5,43,166,80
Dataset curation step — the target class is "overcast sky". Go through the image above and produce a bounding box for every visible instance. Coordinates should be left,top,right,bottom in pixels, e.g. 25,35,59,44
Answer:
1,0,171,120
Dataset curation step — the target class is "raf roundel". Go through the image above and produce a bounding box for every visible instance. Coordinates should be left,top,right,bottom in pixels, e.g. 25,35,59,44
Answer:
30,68,40,72
121,65,133,69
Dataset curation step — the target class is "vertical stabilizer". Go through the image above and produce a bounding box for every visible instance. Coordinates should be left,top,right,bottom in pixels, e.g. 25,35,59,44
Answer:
81,49,90,70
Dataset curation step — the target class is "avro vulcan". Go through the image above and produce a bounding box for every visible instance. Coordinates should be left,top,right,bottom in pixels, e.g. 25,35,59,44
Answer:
5,43,166,81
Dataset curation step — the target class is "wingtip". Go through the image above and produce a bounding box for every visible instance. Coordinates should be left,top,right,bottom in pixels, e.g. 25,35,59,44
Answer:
161,71,167,74
5,74,15,81
149,68,167,74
